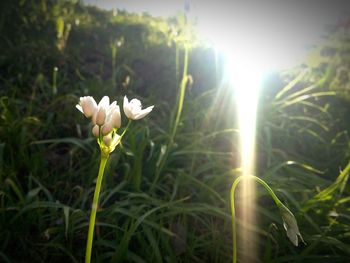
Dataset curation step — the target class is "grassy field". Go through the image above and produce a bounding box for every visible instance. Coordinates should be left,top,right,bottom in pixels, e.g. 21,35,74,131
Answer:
1,1,350,262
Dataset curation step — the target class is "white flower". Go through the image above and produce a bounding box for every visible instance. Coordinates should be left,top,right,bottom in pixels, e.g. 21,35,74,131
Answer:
279,205,305,246
123,96,154,120
76,96,97,118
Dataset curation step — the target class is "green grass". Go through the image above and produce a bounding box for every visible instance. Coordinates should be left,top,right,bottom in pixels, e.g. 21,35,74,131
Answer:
1,0,350,262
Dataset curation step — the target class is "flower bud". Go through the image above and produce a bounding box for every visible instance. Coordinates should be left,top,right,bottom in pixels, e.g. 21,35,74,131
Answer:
278,204,305,246
92,125,99,137
92,96,110,125
81,96,97,117
103,133,113,146
110,107,121,128
96,107,106,126
102,122,113,135
76,96,97,118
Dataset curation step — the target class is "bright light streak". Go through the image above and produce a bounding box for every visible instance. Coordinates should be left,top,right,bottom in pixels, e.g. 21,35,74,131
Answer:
218,42,265,261
223,46,263,173
219,43,264,174
231,53,262,262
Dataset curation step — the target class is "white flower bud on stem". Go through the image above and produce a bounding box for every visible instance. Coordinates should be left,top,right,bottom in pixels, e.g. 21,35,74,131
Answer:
278,204,305,246
95,107,107,126
92,125,99,137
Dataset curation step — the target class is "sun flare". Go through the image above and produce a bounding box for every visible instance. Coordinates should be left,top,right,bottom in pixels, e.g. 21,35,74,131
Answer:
221,45,264,261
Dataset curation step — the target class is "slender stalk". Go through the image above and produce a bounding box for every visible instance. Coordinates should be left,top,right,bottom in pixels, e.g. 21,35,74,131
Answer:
151,46,189,190
230,178,239,263
175,44,179,85
52,67,58,95
171,46,189,141
85,152,109,263
111,40,117,88
230,175,283,263
120,120,131,139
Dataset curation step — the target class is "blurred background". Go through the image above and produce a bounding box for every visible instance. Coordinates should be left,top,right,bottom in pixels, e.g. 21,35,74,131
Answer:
1,0,350,262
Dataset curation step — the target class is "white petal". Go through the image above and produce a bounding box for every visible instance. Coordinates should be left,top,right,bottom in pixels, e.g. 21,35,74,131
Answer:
130,98,142,109
111,133,121,146
123,96,132,119
81,96,97,117
111,106,121,128
98,96,110,108
89,96,98,107
76,104,83,113
110,101,117,108
123,96,129,105
108,102,118,115
134,105,154,120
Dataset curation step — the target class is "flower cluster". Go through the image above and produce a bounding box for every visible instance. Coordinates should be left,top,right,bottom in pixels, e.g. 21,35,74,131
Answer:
76,95,153,155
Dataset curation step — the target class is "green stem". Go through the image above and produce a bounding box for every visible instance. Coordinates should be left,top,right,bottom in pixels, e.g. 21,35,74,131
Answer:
52,67,58,95
175,44,179,85
85,152,109,263
151,47,189,190
120,120,131,140
171,46,189,141
230,175,283,263
111,40,117,88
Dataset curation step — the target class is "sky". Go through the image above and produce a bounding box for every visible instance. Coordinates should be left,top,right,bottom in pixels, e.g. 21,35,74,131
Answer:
83,0,350,70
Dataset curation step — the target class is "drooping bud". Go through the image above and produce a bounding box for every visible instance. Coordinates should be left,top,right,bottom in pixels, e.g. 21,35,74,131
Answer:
278,204,305,246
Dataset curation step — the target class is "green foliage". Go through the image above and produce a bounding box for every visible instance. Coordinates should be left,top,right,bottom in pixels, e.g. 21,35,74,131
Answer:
0,0,350,262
